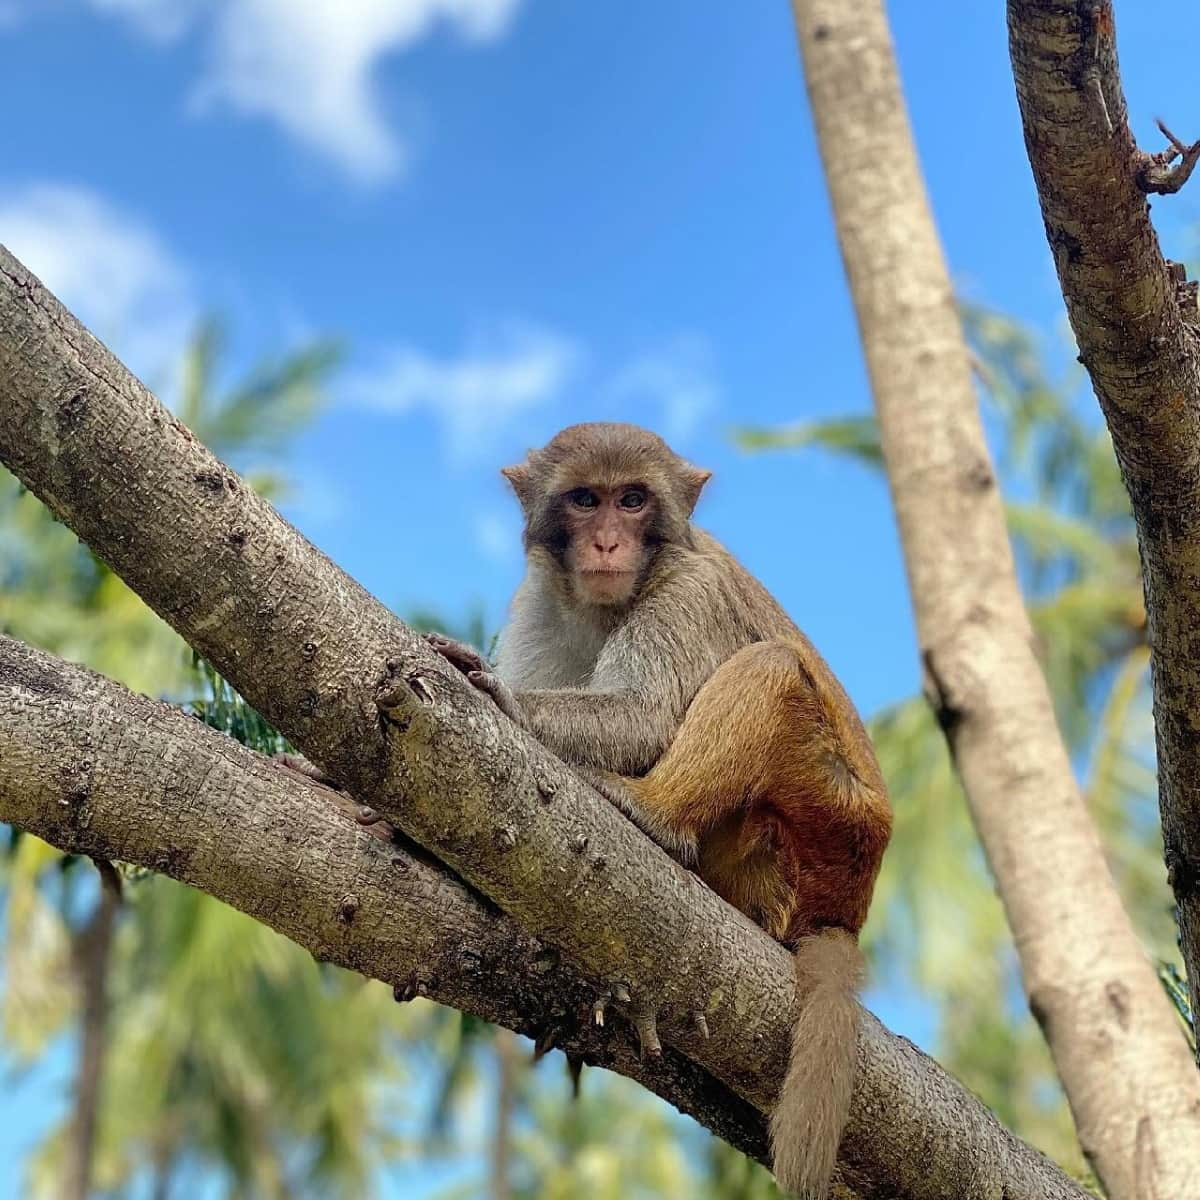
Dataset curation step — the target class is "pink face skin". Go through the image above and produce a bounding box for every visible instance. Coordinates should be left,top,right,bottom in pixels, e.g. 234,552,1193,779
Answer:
562,483,652,606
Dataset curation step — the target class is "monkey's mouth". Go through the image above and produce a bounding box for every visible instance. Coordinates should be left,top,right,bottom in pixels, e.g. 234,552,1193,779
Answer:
578,569,637,603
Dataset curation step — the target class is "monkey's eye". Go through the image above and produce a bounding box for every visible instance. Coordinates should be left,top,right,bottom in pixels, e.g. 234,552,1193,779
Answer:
618,488,647,511
568,488,599,509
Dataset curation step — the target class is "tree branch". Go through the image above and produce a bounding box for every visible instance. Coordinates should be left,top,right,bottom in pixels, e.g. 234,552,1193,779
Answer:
0,246,1090,1199
0,634,767,1164
790,2,1200,1196
1007,0,1200,1082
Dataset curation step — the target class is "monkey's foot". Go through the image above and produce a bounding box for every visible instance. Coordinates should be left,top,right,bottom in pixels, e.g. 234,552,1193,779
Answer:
272,751,341,790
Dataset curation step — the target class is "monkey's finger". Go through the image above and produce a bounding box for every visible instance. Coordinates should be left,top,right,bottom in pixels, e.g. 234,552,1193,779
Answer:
467,670,526,726
423,632,486,674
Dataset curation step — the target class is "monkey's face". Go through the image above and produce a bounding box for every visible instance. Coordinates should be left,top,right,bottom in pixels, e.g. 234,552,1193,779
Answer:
559,483,653,607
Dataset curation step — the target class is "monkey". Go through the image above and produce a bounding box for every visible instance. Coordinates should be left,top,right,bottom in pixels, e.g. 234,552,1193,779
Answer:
427,422,891,1200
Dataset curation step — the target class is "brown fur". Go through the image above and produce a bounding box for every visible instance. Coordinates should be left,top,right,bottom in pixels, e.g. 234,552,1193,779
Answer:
439,424,892,1199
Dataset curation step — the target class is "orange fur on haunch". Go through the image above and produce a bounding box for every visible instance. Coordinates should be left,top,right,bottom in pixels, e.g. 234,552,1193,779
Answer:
430,424,893,1199
623,639,890,1198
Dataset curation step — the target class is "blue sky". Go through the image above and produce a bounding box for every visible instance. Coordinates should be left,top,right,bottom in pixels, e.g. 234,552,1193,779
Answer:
0,0,1196,1194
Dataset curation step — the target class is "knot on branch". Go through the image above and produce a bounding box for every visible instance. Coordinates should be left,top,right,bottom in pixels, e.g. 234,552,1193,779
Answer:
1137,119,1200,195
921,649,965,743
1165,844,1200,903
1166,261,1200,323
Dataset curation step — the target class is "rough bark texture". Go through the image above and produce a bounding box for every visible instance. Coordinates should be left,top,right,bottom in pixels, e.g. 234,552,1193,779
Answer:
1008,0,1200,1065
789,2,1200,1197
0,635,767,1164
0,246,1094,1198
0,635,1089,1200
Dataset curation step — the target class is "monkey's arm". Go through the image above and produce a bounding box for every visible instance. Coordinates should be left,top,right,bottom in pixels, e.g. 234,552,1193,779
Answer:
426,610,719,776
513,607,726,774
511,688,678,777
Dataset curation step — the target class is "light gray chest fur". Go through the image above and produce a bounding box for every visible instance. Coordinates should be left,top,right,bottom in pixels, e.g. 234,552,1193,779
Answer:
493,574,613,690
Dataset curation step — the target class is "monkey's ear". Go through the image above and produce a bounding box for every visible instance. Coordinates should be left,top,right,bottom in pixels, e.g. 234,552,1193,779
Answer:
680,466,712,515
501,463,535,509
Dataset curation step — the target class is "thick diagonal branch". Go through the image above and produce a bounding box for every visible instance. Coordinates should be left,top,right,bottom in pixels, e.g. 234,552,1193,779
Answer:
0,634,767,1163
791,2,1200,1197
1008,0,1200,1079
0,246,1089,1199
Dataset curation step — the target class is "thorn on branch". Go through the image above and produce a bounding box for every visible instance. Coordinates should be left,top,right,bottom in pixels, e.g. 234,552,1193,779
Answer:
631,1004,662,1060
1137,119,1200,195
593,992,610,1027
692,1011,710,1040
376,668,436,728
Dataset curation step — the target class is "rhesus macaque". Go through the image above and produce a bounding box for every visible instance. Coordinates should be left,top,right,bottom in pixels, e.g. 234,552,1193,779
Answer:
428,422,891,1200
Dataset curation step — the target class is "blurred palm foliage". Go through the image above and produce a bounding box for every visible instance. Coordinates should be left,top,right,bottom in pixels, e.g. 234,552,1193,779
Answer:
2,300,1184,1196
737,304,1180,1177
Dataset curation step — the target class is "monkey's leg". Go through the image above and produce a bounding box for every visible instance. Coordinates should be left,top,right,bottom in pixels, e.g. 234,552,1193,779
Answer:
575,767,699,866
622,640,804,836
631,638,889,941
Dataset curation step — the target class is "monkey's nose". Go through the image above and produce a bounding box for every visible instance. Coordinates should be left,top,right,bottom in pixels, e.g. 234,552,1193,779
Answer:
595,540,620,554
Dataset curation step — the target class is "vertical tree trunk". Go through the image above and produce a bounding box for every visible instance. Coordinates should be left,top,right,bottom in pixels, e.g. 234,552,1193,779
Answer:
1006,0,1200,1068
787,2,1200,1196
64,859,121,1200
489,1031,521,1200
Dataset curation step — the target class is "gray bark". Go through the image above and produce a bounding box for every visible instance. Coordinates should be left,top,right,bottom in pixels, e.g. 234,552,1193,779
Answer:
0,246,1091,1199
790,2,1200,1197
0,634,766,1163
1007,0,1200,1065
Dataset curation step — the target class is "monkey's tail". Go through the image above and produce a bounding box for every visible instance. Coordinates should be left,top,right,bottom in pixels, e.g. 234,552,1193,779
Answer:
769,927,863,1200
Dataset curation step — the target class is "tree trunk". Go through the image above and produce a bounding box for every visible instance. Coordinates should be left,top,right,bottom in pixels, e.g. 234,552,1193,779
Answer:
64,859,121,1200
788,2,1200,1196
1006,0,1200,1070
489,1031,521,1200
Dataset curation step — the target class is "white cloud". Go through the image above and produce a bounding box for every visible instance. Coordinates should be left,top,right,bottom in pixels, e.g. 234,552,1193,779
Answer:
606,335,719,439
85,0,523,183
347,322,578,457
87,0,202,41
0,183,194,385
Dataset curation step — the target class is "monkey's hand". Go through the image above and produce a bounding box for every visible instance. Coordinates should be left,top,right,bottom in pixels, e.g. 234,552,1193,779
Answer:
423,632,487,675
423,633,528,728
466,669,527,727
